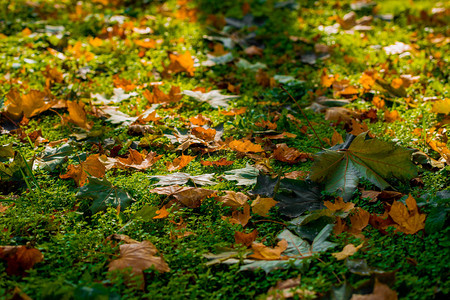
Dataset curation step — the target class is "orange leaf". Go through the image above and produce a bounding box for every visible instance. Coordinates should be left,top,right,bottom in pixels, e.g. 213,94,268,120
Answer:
229,139,264,153
134,38,156,49
384,109,400,123
60,154,106,187
391,78,403,89
166,155,196,171
234,230,258,247
191,127,216,142
255,120,277,130
372,96,385,109
143,86,182,104
251,196,278,217
249,239,288,260
5,89,52,120
153,206,169,219
332,243,363,260
67,101,92,129
224,203,251,227
388,195,425,234
189,114,210,125
163,51,195,77
115,149,161,170
324,197,355,212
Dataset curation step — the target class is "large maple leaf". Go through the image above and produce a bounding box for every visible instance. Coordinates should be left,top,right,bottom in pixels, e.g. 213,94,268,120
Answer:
310,132,417,200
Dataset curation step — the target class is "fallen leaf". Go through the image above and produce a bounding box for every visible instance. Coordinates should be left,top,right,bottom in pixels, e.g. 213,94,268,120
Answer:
223,164,259,186
229,139,264,153
384,109,400,123
324,197,355,212
189,114,210,125
310,132,417,200
153,206,169,219
150,185,214,208
251,196,278,217
163,51,195,76
249,239,288,260
114,149,161,170
109,240,169,289
235,230,258,247
67,101,92,129
349,208,370,235
76,176,134,213
191,127,216,142
432,98,450,115
4,89,53,121
143,86,182,104
226,203,251,227
182,90,239,109
60,154,106,187
0,246,44,276
217,191,249,209
91,88,138,105
332,243,363,260
150,172,217,186
388,195,426,234
166,155,196,171
220,107,247,116
273,143,310,163
244,45,263,57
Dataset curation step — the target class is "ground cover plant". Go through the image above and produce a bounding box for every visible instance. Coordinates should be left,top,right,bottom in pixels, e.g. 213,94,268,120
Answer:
0,0,449,299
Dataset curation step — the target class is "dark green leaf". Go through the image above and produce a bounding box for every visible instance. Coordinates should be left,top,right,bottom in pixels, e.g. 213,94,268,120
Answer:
425,207,448,234
310,132,417,200
76,177,134,214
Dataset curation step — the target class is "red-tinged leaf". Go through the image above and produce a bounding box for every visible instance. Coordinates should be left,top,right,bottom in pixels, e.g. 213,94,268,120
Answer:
191,127,216,142
234,230,258,247
166,155,196,171
200,158,234,166
273,144,311,164
60,154,106,187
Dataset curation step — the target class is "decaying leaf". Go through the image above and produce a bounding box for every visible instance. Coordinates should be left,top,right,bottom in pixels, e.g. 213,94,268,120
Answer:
235,230,258,247
163,51,195,77
0,245,44,276
143,86,182,104
229,139,264,153
150,185,214,208
324,197,355,212
217,191,249,209
249,239,288,260
273,144,311,163
109,239,169,289
166,154,196,171
4,89,53,121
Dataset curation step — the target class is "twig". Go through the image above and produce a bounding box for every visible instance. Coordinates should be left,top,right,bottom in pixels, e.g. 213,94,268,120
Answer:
280,85,324,148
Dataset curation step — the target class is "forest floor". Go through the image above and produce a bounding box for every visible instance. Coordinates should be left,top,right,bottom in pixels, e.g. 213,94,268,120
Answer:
0,0,449,299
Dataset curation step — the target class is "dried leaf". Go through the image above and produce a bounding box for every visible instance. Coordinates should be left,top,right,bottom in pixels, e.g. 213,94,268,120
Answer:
388,195,426,234
143,86,182,104
5,89,53,121
332,243,363,260
234,230,258,247
60,154,106,187
273,143,310,163
249,239,288,260
251,196,278,217
163,51,195,76
217,191,249,209
166,155,196,171
0,246,44,276
324,197,355,212
229,139,264,153
150,185,214,208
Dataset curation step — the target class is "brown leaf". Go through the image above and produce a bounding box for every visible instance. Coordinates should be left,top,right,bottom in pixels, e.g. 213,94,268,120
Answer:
115,149,161,170
384,109,400,123
234,230,258,247
283,170,309,180
0,246,44,276
229,139,264,153
324,197,355,212
351,279,398,300
189,114,210,126
166,155,196,171
273,143,311,164
349,119,369,135
220,107,247,116
251,196,278,217
217,191,249,209
5,89,53,121
255,120,277,130
348,208,370,235
225,203,251,227
249,239,288,260
150,185,214,208
67,101,92,130
108,240,169,289
388,195,425,234
60,154,106,187
244,45,263,57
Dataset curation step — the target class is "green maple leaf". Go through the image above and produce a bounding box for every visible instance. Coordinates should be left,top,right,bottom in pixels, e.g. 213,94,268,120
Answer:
310,132,417,200
76,177,134,214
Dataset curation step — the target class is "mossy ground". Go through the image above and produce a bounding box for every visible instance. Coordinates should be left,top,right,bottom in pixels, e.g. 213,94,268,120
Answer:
0,0,449,299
